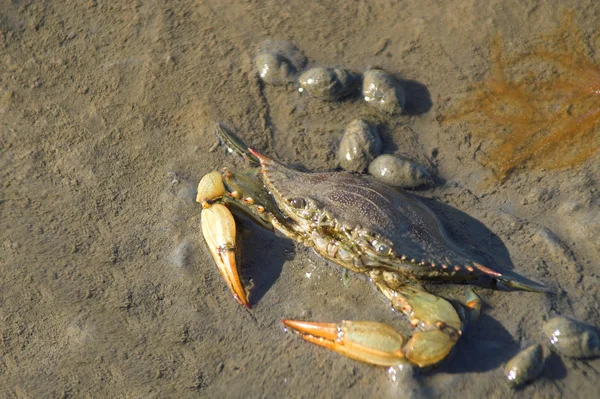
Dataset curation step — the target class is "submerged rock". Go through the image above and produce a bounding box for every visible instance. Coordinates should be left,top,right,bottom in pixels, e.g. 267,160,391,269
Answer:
362,69,406,114
255,40,306,85
298,67,359,101
255,53,296,85
504,344,544,387
543,316,600,358
368,154,432,188
338,119,382,172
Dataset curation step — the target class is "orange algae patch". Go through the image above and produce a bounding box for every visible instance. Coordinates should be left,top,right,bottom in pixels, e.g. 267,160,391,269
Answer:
443,12,600,182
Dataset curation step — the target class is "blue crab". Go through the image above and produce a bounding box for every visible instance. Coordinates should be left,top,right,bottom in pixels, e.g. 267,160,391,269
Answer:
197,124,545,368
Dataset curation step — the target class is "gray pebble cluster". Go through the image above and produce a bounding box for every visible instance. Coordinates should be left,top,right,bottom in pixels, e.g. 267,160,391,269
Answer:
336,120,431,186
255,40,426,185
502,316,600,388
255,41,406,113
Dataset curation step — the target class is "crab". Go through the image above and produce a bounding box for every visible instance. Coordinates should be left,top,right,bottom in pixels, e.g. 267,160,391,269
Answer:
197,124,546,368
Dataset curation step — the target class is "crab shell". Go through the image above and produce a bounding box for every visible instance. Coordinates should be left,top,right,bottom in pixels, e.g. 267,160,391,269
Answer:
250,149,506,287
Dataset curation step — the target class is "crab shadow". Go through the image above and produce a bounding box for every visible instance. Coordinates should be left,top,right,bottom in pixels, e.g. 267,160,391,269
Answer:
410,196,551,372
422,196,514,270
400,78,433,116
237,215,292,306
418,195,545,290
438,313,518,373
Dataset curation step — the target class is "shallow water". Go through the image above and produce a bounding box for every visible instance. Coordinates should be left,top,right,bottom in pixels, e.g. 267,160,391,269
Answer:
1,0,599,397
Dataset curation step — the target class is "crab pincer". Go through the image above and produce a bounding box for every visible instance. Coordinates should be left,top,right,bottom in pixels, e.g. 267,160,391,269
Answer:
282,317,463,368
282,286,479,368
197,171,249,308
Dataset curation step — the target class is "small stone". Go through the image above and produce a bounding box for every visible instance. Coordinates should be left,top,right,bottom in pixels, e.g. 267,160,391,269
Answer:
298,67,359,101
543,316,600,358
165,55,176,65
255,52,295,85
338,119,381,172
362,69,406,114
255,40,306,85
368,154,432,188
504,344,544,387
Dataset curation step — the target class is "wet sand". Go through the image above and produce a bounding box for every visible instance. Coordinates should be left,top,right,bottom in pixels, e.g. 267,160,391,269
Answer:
1,0,599,397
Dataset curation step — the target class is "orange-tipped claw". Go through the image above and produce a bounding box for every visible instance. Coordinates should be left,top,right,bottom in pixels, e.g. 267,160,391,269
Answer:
217,245,250,309
282,319,338,341
248,148,272,166
201,203,250,308
282,319,408,367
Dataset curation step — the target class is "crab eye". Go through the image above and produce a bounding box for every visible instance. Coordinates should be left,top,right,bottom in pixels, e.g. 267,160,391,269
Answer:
375,242,391,255
289,197,306,209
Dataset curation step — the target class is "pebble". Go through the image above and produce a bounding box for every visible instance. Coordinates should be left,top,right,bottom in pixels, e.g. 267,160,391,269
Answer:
543,316,600,358
504,344,544,387
338,119,382,172
362,69,406,114
298,67,359,101
368,154,432,188
255,52,296,85
255,40,306,85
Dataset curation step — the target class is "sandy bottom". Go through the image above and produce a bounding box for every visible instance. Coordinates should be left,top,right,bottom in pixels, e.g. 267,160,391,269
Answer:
1,0,599,397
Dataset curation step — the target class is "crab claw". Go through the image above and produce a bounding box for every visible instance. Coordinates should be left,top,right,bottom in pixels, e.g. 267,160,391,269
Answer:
282,283,470,368
247,148,272,165
282,319,409,367
201,203,250,308
282,319,460,368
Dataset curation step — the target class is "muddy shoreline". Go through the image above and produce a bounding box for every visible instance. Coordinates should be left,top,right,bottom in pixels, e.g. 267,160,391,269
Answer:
1,1,599,397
